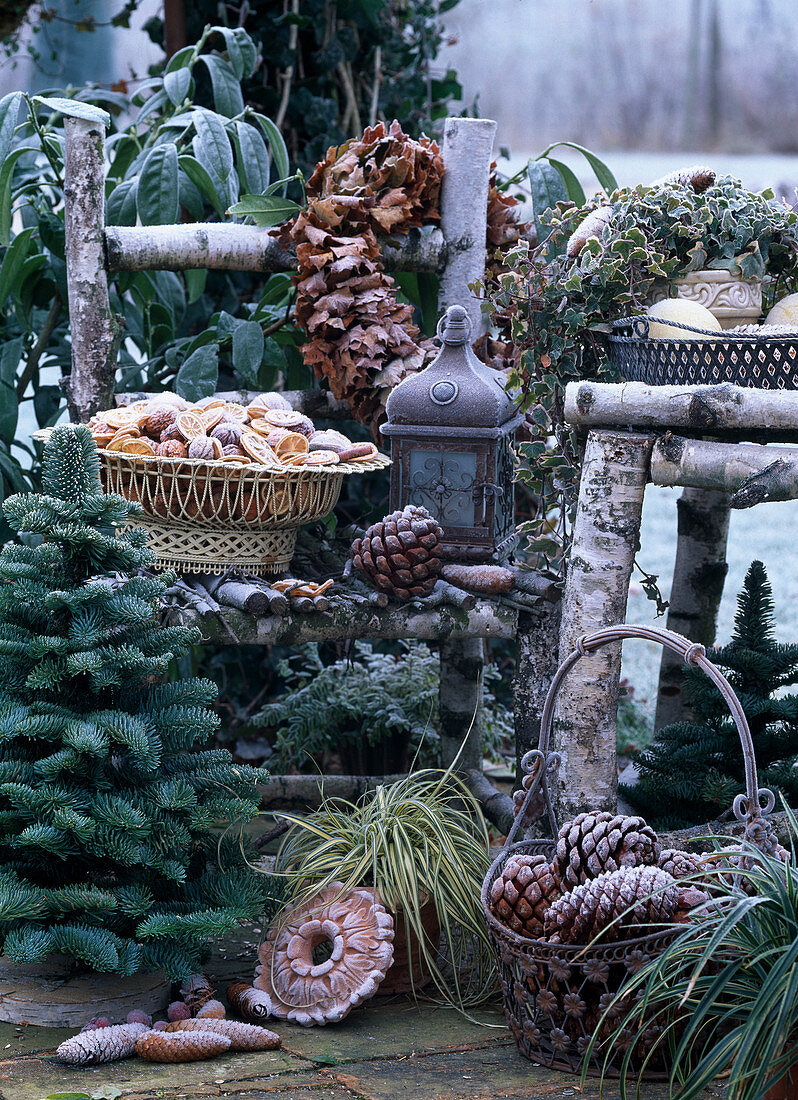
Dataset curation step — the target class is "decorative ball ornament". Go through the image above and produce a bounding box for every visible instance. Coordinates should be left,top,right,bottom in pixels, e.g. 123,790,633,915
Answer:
645,298,722,339
254,883,394,1026
766,293,798,328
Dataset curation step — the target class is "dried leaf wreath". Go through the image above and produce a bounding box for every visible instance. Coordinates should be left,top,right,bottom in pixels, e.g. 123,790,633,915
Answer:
275,121,526,430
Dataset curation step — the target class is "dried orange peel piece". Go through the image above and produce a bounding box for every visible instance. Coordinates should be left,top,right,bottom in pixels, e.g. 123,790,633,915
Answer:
117,437,156,456
303,450,340,466
199,406,225,431
221,402,249,422
274,432,308,457
240,430,281,466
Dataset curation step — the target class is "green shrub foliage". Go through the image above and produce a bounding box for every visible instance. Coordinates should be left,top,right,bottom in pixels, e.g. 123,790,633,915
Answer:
625,560,798,828
0,425,270,977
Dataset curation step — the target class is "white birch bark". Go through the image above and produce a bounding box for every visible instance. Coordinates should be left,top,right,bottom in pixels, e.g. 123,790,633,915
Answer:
438,637,484,771
554,430,654,819
513,598,562,779
104,224,446,274
650,434,798,504
565,380,798,438
439,118,497,334
62,117,119,420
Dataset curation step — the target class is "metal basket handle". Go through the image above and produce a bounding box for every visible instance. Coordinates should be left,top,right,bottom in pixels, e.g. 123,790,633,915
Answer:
506,624,775,850
609,315,776,340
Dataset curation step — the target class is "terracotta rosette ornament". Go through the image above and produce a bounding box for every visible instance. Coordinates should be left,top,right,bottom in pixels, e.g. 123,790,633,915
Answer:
255,883,394,1026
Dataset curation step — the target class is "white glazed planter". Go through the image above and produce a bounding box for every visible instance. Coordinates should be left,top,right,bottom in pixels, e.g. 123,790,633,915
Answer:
0,955,170,1026
650,269,763,329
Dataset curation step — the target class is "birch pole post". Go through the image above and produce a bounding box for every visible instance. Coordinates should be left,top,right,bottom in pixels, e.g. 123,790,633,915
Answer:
438,117,496,333
439,637,485,771
513,599,562,782
61,106,120,422
554,430,654,819
655,487,730,729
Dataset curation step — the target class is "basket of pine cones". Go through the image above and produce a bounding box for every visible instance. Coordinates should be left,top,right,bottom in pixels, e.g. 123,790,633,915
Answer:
482,624,781,1077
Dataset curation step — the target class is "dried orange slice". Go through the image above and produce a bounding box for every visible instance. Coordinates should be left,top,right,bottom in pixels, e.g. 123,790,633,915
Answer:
176,411,206,441
221,402,249,422
263,409,305,430
249,418,281,440
274,432,308,457
195,396,226,410
240,430,280,466
118,437,156,456
104,406,139,428
303,449,340,466
221,451,251,465
105,427,141,450
199,406,225,431
278,452,308,467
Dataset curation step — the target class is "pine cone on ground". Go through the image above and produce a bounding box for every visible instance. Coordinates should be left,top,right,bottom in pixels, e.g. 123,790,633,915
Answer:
56,1023,148,1065
351,505,443,601
553,812,661,890
544,866,678,945
490,854,561,937
134,1029,231,1064
167,1018,281,1051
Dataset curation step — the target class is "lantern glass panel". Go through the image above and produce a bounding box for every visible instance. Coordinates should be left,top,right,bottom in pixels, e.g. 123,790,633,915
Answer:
408,447,478,527
494,437,515,541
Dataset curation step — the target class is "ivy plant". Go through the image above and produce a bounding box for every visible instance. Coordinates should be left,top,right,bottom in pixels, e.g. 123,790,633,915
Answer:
480,169,798,574
0,23,304,512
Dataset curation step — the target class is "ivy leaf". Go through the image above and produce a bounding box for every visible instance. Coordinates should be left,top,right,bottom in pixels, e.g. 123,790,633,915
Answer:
176,345,219,402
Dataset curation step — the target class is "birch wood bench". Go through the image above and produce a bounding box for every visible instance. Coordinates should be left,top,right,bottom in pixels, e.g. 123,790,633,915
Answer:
58,106,568,822
557,378,798,818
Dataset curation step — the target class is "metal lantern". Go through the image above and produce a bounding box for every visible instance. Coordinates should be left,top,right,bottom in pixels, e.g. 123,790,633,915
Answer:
381,304,522,562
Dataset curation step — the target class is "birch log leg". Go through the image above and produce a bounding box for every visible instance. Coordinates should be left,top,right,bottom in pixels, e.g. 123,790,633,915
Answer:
513,599,562,780
62,115,120,422
439,117,496,333
439,637,484,771
654,487,730,729
555,430,654,819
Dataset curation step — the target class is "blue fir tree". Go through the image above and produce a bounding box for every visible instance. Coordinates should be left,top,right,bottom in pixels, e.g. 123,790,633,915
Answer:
624,560,798,829
0,425,272,978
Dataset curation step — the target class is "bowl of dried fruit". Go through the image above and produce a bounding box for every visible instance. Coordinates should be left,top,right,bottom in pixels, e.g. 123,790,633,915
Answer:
46,393,389,575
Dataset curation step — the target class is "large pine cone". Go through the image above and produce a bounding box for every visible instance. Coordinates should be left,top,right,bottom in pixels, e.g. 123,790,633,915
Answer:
544,866,678,945
351,505,443,601
657,848,704,880
553,812,661,890
489,854,560,938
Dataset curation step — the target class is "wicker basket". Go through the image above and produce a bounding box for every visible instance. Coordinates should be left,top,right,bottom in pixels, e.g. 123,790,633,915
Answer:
605,315,798,388
482,624,777,1077
36,430,390,575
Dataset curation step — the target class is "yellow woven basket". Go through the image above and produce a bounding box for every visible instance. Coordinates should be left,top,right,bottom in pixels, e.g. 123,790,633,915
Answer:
36,430,390,575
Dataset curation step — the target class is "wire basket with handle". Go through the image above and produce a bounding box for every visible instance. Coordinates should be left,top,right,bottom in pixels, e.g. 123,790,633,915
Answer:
481,624,779,1077
605,315,798,388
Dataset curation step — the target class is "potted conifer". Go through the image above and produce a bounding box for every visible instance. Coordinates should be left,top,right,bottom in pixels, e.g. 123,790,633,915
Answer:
0,425,273,1025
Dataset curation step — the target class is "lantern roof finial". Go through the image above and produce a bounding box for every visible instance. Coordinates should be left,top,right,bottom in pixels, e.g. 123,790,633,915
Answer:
382,304,523,435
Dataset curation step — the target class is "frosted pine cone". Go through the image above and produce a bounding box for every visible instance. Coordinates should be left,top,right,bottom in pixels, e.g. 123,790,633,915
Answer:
490,854,560,937
351,505,443,601
226,981,274,1020
135,1029,231,1063
553,811,661,890
657,848,704,880
544,866,678,945
195,999,226,1019
167,1018,281,1051
56,1022,148,1065
650,165,716,193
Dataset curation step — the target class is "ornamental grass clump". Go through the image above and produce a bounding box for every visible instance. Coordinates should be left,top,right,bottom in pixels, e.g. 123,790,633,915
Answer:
273,768,496,1007
589,814,798,1100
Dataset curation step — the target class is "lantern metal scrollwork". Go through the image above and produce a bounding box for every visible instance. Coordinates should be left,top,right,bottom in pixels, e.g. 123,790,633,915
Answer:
381,305,522,562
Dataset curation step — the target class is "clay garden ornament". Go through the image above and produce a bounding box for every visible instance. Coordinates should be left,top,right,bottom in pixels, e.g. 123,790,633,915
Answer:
254,883,394,1025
